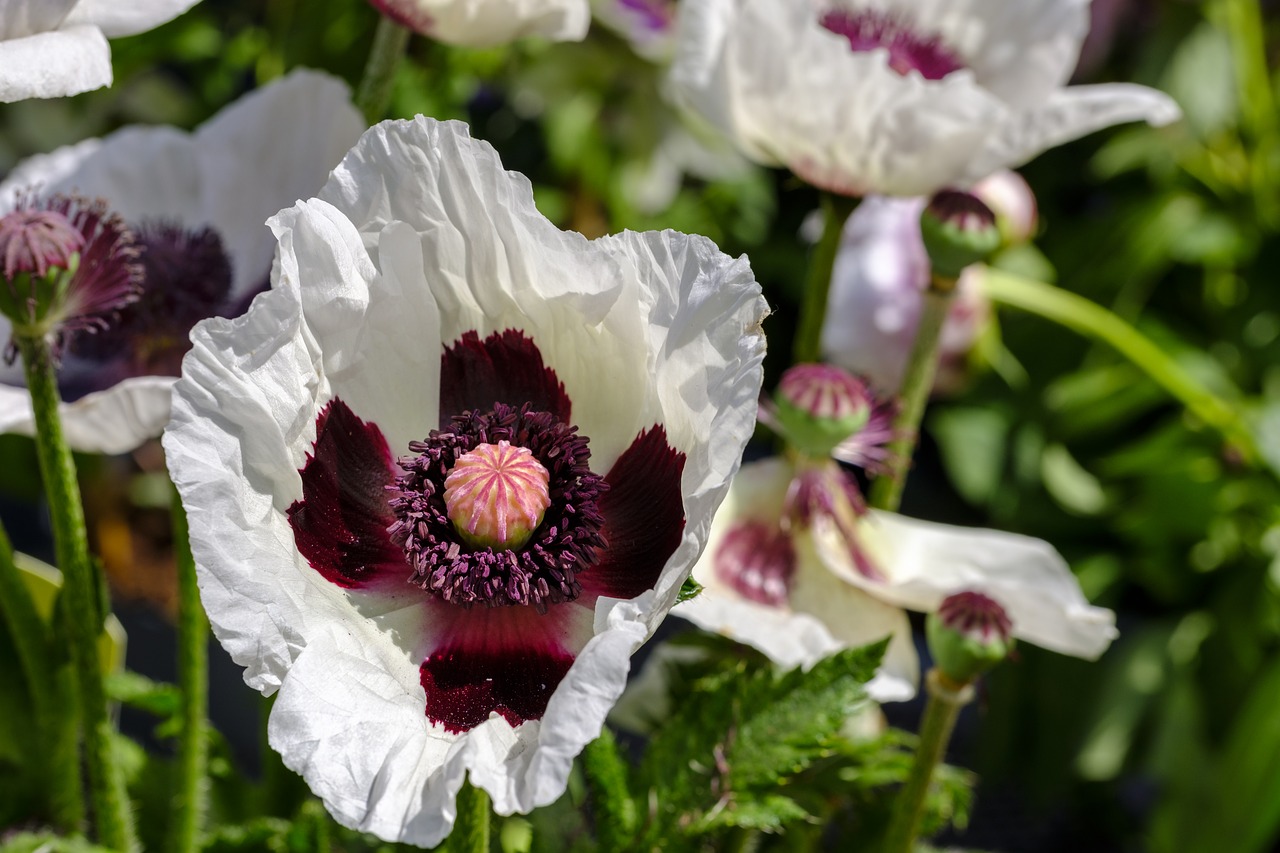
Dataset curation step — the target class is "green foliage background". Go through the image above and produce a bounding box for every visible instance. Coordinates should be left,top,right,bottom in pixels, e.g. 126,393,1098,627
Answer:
2,0,1280,850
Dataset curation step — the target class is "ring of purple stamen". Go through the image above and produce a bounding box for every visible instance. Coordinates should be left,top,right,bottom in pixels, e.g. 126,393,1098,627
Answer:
388,402,607,610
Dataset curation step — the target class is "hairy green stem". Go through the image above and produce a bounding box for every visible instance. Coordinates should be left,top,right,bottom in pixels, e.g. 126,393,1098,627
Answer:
882,669,973,853
792,193,859,364
355,14,411,124
17,335,136,851
980,268,1258,462
167,491,208,853
869,284,954,511
583,729,635,852
0,523,83,829
449,779,491,853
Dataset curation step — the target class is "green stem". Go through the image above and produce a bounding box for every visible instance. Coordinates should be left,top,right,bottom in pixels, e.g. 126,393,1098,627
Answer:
792,193,859,364
882,669,973,853
449,779,491,853
167,491,208,853
869,284,954,511
355,14,411,124
0,523,83,829
582,729,635,852
17,335,136,852
979,268,1259,462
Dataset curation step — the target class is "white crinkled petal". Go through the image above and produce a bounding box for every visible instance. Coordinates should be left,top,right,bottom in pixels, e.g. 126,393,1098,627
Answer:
168,116,766,843
0,25,110,103
379,0,589,46
196,70,365,298
63,0,200,37
679,458,918,701
961,83,1182,185
0,0,78,39
818,510,1117,660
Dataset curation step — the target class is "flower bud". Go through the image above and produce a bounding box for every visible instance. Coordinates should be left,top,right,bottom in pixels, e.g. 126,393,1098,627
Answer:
926,590,1014,683
771,363,874,457
919,190,1000,282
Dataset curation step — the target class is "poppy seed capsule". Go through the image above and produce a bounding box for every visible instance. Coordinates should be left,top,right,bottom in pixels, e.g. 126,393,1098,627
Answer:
443,440,551,551
771,363,874,458
926,590,1015,684
919,190,1000,282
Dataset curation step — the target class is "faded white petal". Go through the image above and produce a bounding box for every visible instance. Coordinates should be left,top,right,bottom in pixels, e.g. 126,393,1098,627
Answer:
819,510,1118,659
0,25,110,103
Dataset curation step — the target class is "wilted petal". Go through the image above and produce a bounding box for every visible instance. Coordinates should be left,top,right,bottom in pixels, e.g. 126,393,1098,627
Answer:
370,0,589,46
820,510,1118,659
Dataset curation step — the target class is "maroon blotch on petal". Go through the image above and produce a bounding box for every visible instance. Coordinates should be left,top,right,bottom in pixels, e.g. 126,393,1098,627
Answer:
288,398,406,588
438,329,571,427
580,426,686,602
417,604,579,732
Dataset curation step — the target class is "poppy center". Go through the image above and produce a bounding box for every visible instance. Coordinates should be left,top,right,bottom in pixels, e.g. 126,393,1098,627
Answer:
444,440,551,551
819,8,964,80
389,403,607,610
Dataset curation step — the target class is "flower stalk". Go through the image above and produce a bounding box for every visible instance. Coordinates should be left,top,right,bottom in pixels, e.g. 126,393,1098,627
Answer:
868,282,953,511
167,490,209,853
793,193,858,364
355,14,411,124
449,779,492,853
979,268,1259,463
881,668,974,853
16,333,137,852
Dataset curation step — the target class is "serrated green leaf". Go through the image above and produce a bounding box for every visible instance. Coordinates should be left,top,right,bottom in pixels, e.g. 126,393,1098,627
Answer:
698,793,811,832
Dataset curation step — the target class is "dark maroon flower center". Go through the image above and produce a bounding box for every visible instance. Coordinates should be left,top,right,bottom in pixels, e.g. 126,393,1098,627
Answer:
819,8,964,80
716,520,796,607
68,221,234,381
389,402,607,610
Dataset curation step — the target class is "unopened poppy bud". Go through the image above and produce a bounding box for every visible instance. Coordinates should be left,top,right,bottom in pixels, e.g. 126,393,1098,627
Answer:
919,190,1000,282
926,590,1014,683
771,363,874,458
971,170,1038,246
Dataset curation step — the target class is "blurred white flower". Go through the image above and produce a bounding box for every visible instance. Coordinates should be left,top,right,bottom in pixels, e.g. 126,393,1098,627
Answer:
679,454,1118,701
0,0,202,103
678,457,921,701
162,118,767,846
369,0,589,46
669,0,1180,196
0,70,364,453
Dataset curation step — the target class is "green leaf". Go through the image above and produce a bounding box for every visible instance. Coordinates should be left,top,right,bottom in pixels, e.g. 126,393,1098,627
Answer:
641,639,887,841
929,407,1010,506
104,671,182,718
0,834,114,853
676,577,704,604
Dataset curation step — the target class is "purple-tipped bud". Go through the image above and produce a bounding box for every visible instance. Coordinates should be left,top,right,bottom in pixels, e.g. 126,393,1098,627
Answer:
919,190,999,281
926,590,1015,683
0,209,85,279
0,194,141,360
771,363,875,458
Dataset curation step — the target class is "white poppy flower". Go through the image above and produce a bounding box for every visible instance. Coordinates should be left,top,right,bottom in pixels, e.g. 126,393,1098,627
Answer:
820,196,989,394
0,0,202,103
368,0,589,47
670,0,1181,197
162,117,767,846
678,457,921,702
0,70,365,454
